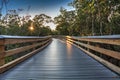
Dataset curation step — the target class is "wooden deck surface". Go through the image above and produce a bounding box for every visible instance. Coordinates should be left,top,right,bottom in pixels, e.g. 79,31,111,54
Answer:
0,39,119,80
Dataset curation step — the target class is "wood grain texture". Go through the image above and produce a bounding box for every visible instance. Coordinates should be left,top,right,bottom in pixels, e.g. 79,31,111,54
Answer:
68,39,120,60
0,39,119,80
68,41,120,75
0,41,51,73
0,39,5,66
4,38,49,45
67,36,120,46
5,39,50,57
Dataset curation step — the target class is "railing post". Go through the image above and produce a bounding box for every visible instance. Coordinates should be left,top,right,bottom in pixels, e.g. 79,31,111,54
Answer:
87,41,90,51
95,43,102,57
0,39,5,66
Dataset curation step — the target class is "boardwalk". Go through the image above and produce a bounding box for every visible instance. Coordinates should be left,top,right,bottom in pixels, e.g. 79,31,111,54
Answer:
0,39,120,80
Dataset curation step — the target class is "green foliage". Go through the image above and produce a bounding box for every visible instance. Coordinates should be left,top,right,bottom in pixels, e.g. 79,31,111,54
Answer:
54,7,76,35
54,0,120,36
0,26,7,34
56,22,69,35
0,13,53,36
38,26,52,36
0,0,120,36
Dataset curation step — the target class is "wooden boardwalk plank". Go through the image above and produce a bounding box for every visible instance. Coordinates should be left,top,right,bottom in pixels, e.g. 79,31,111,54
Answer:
0,39,120,80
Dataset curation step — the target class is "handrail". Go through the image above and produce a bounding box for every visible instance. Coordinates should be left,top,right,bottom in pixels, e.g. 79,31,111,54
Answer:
0,35,52,73
66,35,120,75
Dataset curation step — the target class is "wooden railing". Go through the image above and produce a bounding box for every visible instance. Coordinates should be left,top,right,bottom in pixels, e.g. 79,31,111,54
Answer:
0,35,52,73
66,35,120,74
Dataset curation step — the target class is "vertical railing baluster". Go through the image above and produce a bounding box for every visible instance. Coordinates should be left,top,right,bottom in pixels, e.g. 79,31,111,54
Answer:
87,41,90,51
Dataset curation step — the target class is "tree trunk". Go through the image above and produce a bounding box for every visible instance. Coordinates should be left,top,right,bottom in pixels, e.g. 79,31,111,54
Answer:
92,14,94,36
100,21,103,35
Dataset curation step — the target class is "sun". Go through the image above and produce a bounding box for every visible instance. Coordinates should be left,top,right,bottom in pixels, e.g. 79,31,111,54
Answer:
29,26,34,31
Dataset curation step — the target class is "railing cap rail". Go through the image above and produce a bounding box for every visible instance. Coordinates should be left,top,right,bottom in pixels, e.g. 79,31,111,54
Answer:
69,35,120,39
0,35,51,39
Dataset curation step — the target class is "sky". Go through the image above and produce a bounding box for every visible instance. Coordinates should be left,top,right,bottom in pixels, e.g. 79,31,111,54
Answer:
0,0,74,30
